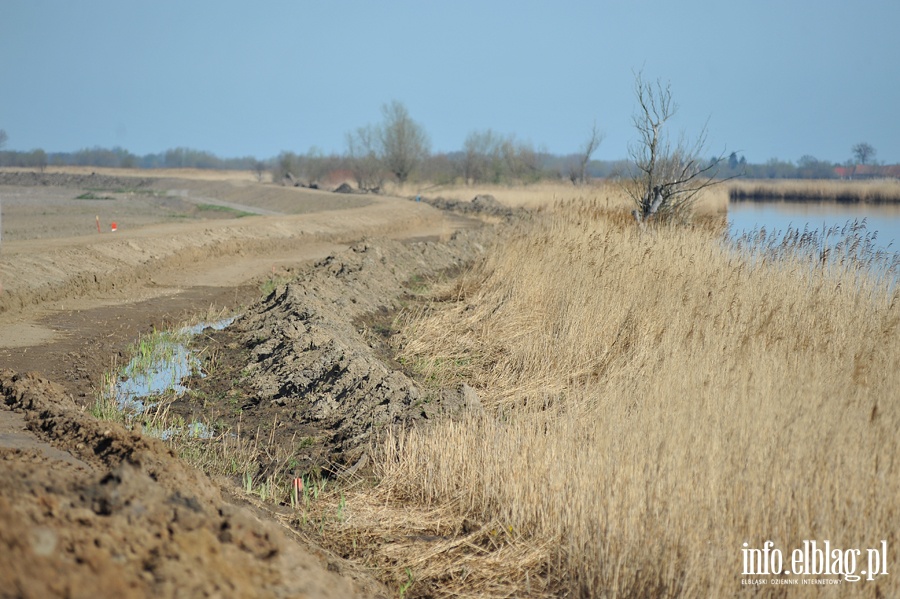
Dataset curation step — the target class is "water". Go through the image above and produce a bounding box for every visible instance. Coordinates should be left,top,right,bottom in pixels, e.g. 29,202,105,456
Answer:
728,201,900,283
111,316,236,439
116,341,202,411
728,201,900,256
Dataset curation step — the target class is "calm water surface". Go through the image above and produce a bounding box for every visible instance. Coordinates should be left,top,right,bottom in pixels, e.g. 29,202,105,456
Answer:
728,201,900,256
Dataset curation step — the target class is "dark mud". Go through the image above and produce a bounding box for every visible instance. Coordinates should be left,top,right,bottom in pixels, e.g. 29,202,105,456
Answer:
414,193,517,218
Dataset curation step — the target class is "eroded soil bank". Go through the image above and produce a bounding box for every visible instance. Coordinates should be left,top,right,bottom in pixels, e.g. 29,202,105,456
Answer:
0,176,510,596
0,370,380,598
173,229,493,481
0,227,495,597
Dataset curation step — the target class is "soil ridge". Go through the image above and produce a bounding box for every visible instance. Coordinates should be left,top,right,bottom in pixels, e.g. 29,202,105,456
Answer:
0,369,378,598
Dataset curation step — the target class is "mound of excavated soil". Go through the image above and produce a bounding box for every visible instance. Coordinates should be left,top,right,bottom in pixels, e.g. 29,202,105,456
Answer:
180,231,490,477
416,193,516,218
0,171,156,189
0,370,377,598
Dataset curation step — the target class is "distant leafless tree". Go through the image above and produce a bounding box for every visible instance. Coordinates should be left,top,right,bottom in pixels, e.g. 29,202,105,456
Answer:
252,160,267,182
0,129,7,150
627,72,729,224
378,100,430,184
565,162,580,185
462,129,502,184
273,151,300,185
851,142,876,165
346,124,384,191
500,136,541,183
30,148,47,173
302,146,340,186
577,122,605,185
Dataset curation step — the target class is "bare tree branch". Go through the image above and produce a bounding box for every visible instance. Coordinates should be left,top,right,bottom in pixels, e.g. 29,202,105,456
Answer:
851,142,876,166
346,125,384,191
378,100,430,184
577,122,605,185
627,71,735,224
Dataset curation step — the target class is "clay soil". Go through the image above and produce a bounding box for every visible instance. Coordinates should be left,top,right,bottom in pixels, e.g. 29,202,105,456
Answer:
0,168,489,598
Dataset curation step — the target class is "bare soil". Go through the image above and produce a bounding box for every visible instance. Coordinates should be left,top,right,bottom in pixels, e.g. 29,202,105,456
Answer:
1,370,374,599
176,234,490,481
0,169,495,597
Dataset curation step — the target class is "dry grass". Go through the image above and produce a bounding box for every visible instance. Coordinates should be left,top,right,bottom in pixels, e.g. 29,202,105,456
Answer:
396,180,631,210
729,178,900,203
394,179,730,217
302,197,899,597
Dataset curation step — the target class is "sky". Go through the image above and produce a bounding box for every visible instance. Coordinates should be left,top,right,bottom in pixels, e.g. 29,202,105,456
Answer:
1,0,899,164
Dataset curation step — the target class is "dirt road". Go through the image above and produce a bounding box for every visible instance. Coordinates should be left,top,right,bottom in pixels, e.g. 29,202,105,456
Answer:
0,172,468,377
0,170,480,597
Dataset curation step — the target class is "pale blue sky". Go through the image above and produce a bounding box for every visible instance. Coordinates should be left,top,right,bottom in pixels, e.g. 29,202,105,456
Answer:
2,0,898,164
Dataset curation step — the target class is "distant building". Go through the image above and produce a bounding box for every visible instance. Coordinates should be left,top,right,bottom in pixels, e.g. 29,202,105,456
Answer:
835,164,900,179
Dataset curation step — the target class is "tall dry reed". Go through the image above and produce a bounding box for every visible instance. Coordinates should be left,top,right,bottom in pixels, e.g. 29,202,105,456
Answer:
393,180,729,215
729,178,900,203
370,200,899,597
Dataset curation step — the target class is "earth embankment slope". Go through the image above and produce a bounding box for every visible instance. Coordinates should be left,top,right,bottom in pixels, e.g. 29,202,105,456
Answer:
0,173,476,399
0,179,453,319
0,369,379,599
197,232,491,477
0,172,496,596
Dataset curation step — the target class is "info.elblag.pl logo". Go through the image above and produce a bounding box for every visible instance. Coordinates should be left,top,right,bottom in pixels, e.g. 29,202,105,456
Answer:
741,540,889,584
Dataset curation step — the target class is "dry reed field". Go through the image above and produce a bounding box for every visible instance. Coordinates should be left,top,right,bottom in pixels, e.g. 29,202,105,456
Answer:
729,178,900,203
400,180,729,214
294,189,898,597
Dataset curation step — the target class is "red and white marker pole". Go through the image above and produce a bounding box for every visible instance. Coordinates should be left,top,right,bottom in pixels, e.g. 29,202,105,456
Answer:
292,477,303,504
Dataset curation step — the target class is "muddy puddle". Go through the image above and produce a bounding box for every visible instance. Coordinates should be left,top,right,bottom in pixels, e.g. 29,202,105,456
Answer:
104,316,236,439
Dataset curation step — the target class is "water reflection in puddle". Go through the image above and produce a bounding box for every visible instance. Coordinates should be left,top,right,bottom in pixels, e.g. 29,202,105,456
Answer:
112,316,236,439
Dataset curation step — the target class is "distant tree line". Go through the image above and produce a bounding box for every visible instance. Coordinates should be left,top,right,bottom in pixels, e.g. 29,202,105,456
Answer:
0,121,890,186
0,144,859,184
716,154,841,180
0,144,262,172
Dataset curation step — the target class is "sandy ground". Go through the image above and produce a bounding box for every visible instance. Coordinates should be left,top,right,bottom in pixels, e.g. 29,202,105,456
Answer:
0,169,481,597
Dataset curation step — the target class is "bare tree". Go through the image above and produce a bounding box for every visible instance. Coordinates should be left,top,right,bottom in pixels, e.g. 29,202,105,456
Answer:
302,146,338,186
627,72,729,223
0,129,7,150
273,151,299,185
577,122,604,185
30,148,47,173
346,124,384,191
252,160,267,182
500,136,541,183
851,142,876,165
462,129,502,184
378,100,430,184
